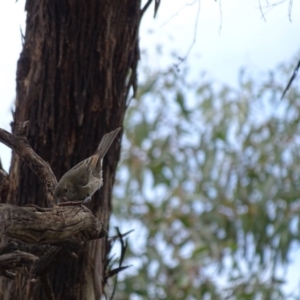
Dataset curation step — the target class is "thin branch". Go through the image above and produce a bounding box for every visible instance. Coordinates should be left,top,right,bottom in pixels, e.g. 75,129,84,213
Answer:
141,0,153,18
288,0,293,22
258,0,290,17
160,0,198,28
140,0,161,19
174,0,200,70
0,123,57,207
218,0,223,35
263,0,288,7
154,0,161,18
109,227,131,300
108,229,134,242
103,228,133,299
281,58,300,100
258,0,267,21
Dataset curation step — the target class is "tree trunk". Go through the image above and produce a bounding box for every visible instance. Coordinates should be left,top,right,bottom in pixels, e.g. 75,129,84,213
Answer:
0,0,140,299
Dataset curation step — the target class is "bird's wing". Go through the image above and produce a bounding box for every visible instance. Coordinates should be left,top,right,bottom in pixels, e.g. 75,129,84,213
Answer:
63,160,92,186
82,176,102,197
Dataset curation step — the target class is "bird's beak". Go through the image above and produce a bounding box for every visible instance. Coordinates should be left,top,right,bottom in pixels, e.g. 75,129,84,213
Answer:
56,196,68,203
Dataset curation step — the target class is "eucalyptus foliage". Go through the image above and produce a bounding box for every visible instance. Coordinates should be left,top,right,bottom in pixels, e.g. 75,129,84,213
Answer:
111,58,300,300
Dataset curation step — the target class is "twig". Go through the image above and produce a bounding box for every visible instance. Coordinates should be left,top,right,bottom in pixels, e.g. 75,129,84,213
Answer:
141,0,153,18
288,0,293,22
258,0,267,21
109,227,131,300
218,0,223,35
108,229,134,242
174,0,200,70
281,58,300,100
154,0,161,18
160,0,198,28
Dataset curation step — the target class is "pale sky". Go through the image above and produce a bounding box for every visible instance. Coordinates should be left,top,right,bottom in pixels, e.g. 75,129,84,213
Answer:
0,0,300,296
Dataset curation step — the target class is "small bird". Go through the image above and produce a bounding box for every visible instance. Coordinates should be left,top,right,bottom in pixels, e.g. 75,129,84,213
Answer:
54,127,121,203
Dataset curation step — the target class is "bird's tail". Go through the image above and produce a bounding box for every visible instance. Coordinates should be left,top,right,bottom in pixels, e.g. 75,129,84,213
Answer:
95,127,121,161
89,128,121,170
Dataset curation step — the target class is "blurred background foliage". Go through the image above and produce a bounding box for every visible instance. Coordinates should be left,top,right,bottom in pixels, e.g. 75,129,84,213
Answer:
109,55,300,299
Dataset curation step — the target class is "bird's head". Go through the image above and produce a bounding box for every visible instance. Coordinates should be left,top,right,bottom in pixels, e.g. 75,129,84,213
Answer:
54,180,76,202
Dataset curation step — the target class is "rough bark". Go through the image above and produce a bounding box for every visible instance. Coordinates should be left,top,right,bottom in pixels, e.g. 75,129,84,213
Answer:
0,0,141,299
0,204,106,244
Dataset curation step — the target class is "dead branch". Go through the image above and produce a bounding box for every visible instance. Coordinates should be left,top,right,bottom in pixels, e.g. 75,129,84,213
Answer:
103,227,132,299
0,123,56,207
0,204,106,244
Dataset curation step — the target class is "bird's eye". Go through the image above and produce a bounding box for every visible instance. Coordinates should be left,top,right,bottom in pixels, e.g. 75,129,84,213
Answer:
64,188,68,193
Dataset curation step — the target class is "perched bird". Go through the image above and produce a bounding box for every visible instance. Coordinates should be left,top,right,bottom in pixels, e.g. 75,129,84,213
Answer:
54,127,121,203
